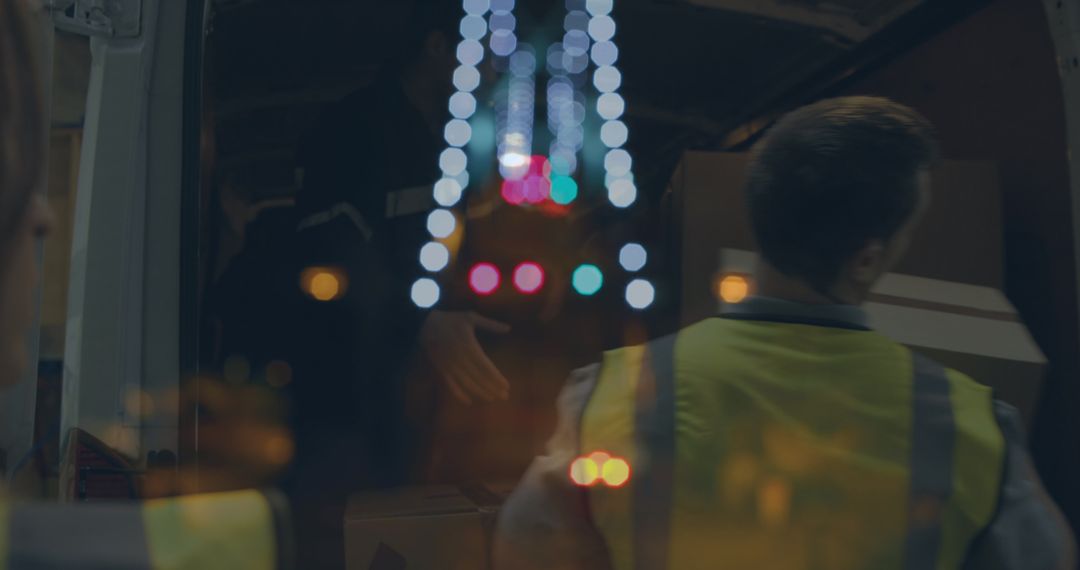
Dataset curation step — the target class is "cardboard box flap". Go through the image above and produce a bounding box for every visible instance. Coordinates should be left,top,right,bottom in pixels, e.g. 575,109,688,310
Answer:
346,485,479,521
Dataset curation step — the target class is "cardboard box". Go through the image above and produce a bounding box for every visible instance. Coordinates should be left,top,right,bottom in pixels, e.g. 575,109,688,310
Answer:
716,248,1045,425
345,484,510,570
672,152,1046,427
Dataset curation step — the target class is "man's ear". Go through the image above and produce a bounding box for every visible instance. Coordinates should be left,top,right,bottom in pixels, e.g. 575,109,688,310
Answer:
847,240,887,286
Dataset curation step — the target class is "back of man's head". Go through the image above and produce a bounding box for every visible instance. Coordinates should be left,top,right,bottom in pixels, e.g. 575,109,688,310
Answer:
390,0,462,73
745,96,939,293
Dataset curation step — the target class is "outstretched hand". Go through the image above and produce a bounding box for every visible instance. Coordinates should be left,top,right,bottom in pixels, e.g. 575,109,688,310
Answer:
420,310,511,405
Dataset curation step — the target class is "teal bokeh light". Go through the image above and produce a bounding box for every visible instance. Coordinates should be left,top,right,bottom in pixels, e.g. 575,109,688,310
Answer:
572,264,604,296
551,175,579,205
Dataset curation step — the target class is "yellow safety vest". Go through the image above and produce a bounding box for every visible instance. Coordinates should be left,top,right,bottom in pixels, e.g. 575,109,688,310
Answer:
580,317,1005,570
0,489,290,569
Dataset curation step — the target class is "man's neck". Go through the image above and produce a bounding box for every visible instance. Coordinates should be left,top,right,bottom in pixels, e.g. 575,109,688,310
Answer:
753,261,863,306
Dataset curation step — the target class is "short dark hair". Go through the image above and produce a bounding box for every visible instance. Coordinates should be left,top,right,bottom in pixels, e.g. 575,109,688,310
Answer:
390,0,463,72
0,0,44,263
745,96,939,291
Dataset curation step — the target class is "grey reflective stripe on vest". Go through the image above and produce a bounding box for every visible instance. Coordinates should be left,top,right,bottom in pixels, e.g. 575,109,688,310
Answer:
384,184,435,219
8,502,152,568
633,334,678,570
296,201,373,241
904,353,956,570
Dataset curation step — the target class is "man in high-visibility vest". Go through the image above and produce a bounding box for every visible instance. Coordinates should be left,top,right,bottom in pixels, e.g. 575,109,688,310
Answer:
494,97,1077,570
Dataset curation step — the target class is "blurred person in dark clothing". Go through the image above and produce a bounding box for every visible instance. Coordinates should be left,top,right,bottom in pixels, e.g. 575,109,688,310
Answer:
289,0,509,483
206,167,299,381
284,2,509,567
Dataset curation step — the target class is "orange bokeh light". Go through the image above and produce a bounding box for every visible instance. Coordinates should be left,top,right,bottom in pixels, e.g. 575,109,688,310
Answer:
570,451,633,488
717,274,750,304
301,267,347,301
589,451,611,465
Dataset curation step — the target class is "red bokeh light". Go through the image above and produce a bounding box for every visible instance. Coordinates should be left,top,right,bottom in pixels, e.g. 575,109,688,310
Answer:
469,263,501,295
501,179,526,205
528,155,550,177
500,156,555,206
523,175,551,204
513,262,545,294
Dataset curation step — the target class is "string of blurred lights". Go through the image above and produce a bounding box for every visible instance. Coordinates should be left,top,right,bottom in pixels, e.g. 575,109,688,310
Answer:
583,0,655,309
413,0,497,308
411,0,655,310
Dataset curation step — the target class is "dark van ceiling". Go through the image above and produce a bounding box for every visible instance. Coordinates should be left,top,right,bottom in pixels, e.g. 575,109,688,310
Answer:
208,0,988,199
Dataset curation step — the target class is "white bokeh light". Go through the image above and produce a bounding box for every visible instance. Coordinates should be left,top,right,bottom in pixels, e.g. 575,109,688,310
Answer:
510,50,536,77
490,29,517,56
594,66,622,92
564,10,589,32
427,209,456,239
489,10,515,32
500,151,529,168
463,0,490,15
590,41,618,66
563,30,590,56
450,169,470,189
456,39,484,66
453,65,481,92
560,101,587,125
439,148,468,176
608,178,637,208
434,178,464,207
625,279,655,309
491,0,514,10
588,15,616,42
449,92,477,119
420,242,451,272
619,243,648,272
444,119,472,147
547,77,573,101
546,43,566,74
600,120,629,148
562,52,589,74
597,92,625,120
460,15,487,40
548,146,577,175
605,170,633,187
605,149,632,177
586,0,613,16
411,278,441,308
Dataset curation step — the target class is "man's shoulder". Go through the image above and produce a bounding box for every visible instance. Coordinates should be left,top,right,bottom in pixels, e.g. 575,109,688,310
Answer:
300,83,403,152
917,352,996,403
598,331,680,371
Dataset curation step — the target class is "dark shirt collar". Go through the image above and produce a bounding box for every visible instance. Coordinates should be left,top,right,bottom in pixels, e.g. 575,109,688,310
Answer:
720,296,871,331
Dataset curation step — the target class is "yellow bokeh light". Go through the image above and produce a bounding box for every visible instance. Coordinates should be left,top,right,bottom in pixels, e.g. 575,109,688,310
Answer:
570,457,600,487
757,477,792,528
301,267,347,302
718,274,750,304
601,457,631,487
